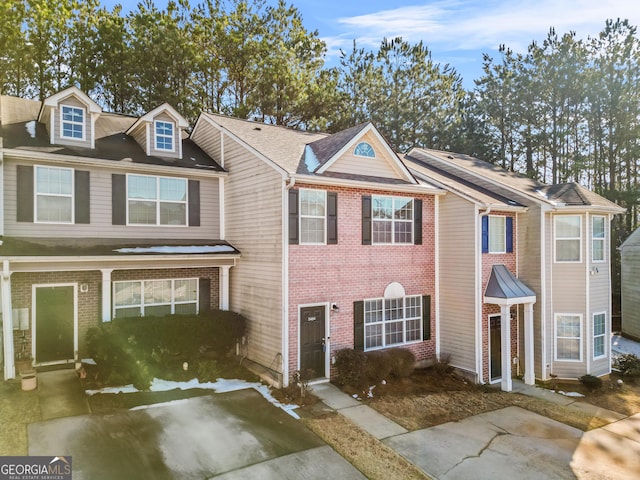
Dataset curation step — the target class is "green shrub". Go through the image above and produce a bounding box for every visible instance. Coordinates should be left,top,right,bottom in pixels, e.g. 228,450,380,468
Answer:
86,310,248,389
334,349,367,387
579,374,603,391
613,353,640,378
387,348,416,379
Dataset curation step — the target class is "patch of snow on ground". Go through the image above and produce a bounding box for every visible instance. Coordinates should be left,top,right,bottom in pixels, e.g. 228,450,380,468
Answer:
85,377,300,419
612,334,640,358
557,391,585,398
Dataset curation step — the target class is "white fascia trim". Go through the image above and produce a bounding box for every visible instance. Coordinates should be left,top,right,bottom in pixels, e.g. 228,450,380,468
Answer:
219,177,225,239
292,174,444,195
0,141,4,237
200,114,289,179
145,122,151,155
553,205,626,215
4,149,227,178
484,296,537,307
474,205,483,383
5,255,239,270
282,180,290,387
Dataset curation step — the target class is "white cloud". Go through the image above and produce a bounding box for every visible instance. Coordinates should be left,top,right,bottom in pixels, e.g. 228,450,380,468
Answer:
327,0,640,55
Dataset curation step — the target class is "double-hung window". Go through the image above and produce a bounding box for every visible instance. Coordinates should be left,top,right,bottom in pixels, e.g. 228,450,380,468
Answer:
61,105,84,140
555,314,582,361
35,165,74,223
488,216,506,253
555,215,581,262
113,278,198,318
127,174,187,225
364,296,421,349
592,216,606,262
155,121,174,151
372,196,413,244
300,189,326,244
593,313,606,359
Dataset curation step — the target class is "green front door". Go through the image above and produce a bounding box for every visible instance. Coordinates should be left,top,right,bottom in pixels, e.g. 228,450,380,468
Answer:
35,286,75,363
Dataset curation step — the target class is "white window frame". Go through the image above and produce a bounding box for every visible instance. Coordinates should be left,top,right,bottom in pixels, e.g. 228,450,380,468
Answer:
488,215,506,254
364,295,422,350
126,174,188,226
354,141,375,158
60,104,85,141
113,278,199,318
299,188,326,245
372,195,413,245
591,215,606,263
554,215,582,263
554,313,583,362
34,165,74,224
154,120,175,152
593,312,607,360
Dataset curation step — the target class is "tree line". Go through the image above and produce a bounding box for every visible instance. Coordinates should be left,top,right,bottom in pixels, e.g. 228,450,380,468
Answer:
1,1,639,246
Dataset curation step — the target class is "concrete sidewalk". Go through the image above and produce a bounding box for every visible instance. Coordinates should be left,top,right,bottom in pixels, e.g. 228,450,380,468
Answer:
36,369,90,420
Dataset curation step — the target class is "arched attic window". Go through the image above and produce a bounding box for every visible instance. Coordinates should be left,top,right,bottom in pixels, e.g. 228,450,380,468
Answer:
354,142,375,158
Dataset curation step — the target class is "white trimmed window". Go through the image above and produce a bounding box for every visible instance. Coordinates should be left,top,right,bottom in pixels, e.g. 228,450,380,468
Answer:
555,314,582,361
127,174,187,225
61,105,85,140
592,216,606,262
555,215,581,262
593,312,606,359
113,278,198,318
354,142,375,158
364,295,421,349
372,196,413,244
300,189,326,244
35,165,74,223
155,120,174,151
489,216,506,253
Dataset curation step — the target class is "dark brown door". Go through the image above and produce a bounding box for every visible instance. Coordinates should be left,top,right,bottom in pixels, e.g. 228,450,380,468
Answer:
300,306,325,378
490,315,501,381
36,286,74,363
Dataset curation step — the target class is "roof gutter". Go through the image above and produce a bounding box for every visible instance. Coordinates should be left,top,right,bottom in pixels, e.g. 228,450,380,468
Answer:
289,173,445,195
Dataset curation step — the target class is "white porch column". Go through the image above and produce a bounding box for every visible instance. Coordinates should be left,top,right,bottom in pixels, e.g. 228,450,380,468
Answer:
500,304,512,392
101,269,113,322
219,266,231,310
524,302,535,385
2,260,15,380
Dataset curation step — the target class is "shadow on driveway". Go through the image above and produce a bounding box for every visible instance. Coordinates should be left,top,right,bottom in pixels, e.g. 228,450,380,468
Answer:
28,389,365,479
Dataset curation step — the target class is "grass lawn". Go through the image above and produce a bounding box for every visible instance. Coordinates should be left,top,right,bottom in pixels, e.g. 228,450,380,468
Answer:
0,379,42,455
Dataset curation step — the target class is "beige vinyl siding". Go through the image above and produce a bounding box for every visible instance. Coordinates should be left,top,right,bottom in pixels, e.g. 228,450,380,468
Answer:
149,112,181,159
325,131,403,180
516,206,544,378
589,220,611,376
622,245,640,339
218,131,285,373
438,194,478,375
53,96,92,149
550,213,589,379
129,123,147,154
3,158,220,239
191,124,222,165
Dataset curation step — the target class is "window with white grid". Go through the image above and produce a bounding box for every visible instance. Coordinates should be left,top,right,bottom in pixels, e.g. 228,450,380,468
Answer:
364,295,422,350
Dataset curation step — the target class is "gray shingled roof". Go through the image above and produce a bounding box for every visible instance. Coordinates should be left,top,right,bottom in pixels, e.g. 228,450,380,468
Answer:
485,264,536,300
0,237,240,257
1,96,223,172
304,123,370,172
407,147,623,211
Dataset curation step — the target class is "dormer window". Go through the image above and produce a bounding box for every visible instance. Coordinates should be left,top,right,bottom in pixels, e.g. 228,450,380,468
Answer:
61,105,85,140
155,120,174,152
354,142,375,158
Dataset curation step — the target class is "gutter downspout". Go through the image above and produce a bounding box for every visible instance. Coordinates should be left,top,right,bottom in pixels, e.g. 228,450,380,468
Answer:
281,174,296,387
2,260,15,380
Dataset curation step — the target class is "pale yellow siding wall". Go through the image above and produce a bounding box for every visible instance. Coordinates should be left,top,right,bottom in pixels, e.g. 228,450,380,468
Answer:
196,125,285,373
3,158,220,239
326,131,401,179
438,194,478,376
622,246,640,339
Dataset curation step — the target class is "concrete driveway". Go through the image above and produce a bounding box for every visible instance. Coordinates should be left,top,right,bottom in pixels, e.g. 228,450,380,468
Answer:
384,406,640,480
28,389,365,480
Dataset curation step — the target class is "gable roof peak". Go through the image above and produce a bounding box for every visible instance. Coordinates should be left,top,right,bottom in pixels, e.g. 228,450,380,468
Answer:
38,86,102,122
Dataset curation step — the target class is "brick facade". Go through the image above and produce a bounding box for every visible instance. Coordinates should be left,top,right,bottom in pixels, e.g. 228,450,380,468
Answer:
480,211,519,383
11,267,219,362
288,184,437,379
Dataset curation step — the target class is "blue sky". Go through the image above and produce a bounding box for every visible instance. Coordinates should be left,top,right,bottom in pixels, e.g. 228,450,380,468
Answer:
104,0,640,88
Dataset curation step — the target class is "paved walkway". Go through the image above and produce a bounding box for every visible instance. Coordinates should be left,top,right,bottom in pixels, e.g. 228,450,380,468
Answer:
313,381,640,479
36,369,90,420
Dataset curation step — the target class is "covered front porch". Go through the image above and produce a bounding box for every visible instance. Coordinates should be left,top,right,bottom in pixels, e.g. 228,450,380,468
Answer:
484,264,537,392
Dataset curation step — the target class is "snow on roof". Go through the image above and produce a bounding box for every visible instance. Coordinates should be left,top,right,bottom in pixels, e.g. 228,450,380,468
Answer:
114,245,236,254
